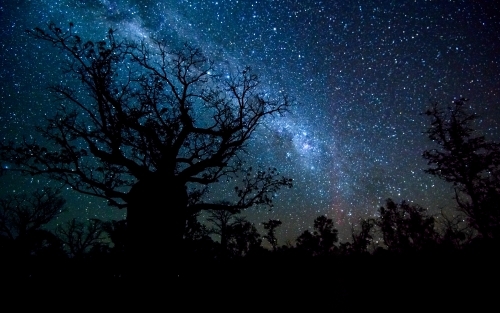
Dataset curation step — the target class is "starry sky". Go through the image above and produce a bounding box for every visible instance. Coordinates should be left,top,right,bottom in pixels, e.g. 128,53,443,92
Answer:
1,0,500,243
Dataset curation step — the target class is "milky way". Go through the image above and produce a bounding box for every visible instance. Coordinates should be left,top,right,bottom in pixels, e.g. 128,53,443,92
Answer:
1,0,500,242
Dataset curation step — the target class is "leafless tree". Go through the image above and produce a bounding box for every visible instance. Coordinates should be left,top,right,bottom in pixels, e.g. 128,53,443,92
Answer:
0,188,64,257
56,218,106,258
1,22,292,276
0,188,64,240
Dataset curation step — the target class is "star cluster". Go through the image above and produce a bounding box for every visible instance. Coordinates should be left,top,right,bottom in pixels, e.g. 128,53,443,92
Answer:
1,0,499,242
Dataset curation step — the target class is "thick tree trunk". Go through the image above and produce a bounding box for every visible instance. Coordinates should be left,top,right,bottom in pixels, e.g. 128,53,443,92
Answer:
126,174,188,280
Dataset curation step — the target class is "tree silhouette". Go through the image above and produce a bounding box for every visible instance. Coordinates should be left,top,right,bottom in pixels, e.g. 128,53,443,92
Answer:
376,199,438,253
206,208,236,258
437,211,473,250
423,98,500,238
262,219,282,251
0,188,65,258
182,213,216,260
0,23,292,276
206,207,261,258
102,219,128,256
349,218,375,255
296,215,338,257
56,218,107,258
228,218,261,257
184,213,211,242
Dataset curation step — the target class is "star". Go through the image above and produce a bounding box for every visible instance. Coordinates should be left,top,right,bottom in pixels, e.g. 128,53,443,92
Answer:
0,0,499,243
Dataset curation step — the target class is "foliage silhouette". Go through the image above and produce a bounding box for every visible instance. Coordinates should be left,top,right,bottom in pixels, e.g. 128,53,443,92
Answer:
206,208,236,258
227,217,262,257
423,98,500,238
436,210,473,250
349,218,376,255
296,215,338,256
102,219,128,256
206,208,261,258
182,212,217,262
376,199,438,253
0,188,65,258
262,219,282,251
184,213,211,242
56,218,107,258
0,22,292,276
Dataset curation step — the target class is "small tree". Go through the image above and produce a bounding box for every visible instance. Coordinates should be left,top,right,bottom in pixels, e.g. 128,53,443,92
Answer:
350,218,375,255
296,215,338,256
228,217,262,257
206,208,261,258
184,213,211,242
262,219,282,251
102,219,128,256
423,98,500,238
56,218,107,258
0,188,64,240
206,208,236,258
436,211,473,250
376,199,438,253
0,188,64,257
181,213,215,263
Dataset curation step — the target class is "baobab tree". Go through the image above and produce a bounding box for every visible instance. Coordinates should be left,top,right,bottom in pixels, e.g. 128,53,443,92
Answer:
0,22,292,277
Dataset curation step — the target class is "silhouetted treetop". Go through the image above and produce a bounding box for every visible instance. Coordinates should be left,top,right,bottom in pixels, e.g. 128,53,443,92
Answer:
376,199,437,253
263,219,282,251
0,22,293,278
349,218,375,255
1,22,291,210
423,98,500,238
0,188,64,240
296,215,338,256
0,188,65,259
56,218,107,258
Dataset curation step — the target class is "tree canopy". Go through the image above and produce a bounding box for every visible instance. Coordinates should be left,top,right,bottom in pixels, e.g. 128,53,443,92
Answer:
1,22,291,210
423,98,500,238
0,22,292,276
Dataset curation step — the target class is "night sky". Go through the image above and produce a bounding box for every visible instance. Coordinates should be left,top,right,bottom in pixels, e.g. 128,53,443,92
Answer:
1,0,499,243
